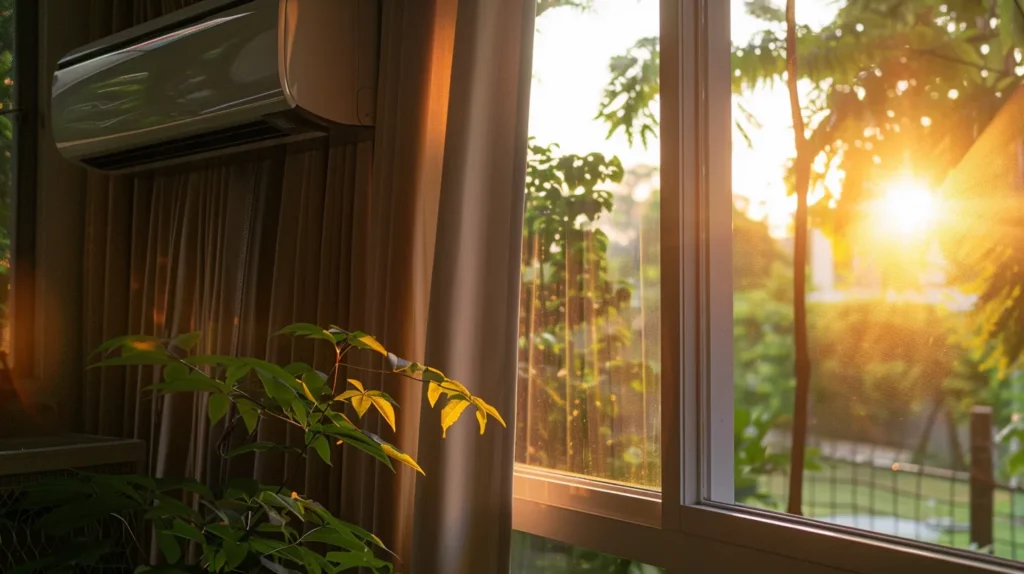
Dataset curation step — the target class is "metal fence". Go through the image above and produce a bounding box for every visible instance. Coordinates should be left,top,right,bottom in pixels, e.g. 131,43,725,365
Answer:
757,408,1024,561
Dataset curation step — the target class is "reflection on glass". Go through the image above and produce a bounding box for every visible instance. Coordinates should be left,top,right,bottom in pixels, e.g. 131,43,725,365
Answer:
0,0,14,358
511,531,664,574
730,0,1024,562
515,0,661,488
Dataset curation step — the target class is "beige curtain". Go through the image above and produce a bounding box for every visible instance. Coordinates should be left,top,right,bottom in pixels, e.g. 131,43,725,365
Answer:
77,0,534,572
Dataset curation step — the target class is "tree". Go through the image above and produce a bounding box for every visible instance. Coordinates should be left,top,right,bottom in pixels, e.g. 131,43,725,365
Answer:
596,0,1024,509
782,0,813,517
536,0,594,18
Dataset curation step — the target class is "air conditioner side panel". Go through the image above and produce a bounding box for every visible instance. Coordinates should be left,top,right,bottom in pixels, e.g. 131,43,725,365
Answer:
52,0,290,161
281,0,379,127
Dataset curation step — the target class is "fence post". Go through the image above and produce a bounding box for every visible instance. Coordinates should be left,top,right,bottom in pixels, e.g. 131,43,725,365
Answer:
970,405,994,552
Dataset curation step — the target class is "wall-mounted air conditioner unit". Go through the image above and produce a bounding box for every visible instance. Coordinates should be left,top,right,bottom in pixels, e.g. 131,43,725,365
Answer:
51,0,380,173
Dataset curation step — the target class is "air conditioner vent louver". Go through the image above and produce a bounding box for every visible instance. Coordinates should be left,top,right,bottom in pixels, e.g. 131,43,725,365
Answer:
82,120,288,171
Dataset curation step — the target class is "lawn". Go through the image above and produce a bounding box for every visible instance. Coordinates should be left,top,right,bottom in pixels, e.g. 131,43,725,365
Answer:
748,461,1024,561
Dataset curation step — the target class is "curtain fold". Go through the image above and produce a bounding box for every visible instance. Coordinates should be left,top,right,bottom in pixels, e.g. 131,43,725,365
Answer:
411,0,535,571
77,0,534,571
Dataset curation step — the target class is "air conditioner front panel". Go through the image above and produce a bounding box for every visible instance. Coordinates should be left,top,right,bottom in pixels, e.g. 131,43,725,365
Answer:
52,0,290,160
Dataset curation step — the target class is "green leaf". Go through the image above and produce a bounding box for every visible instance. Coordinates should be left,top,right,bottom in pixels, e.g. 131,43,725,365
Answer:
291,398,309,427
256,369,298,406
259,557,299,574
91,335,161,358
284,362,313,376
146,376,223,396
236,399,260,434
170,332,201,352
164,363,190,382
208,393,230,425
225,362,251,386
223,540,248,571
326,551,384,570
303,528,367,552
167,519,205,544
274,323,336,344
302,370,327,399
157,530,182,564
226,441,302,458
310,435,332,466
92,350,174,368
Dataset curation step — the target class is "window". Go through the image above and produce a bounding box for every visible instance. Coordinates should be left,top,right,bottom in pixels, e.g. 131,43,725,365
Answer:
726,0,1024,564
513,1,1024,572
511,532,664,574
0,0,31,390
515,0,661,489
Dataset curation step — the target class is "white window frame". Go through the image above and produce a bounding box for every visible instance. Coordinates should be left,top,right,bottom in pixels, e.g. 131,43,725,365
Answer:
511,1,1024,572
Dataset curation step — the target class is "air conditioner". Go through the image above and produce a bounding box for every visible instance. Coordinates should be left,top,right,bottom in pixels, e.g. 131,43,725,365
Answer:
51,0,380,173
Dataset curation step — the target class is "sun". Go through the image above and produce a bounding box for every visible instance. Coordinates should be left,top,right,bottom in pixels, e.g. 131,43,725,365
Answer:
873,177,938,236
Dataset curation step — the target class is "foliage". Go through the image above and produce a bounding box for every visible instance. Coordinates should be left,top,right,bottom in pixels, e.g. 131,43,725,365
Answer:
536,0,594,17
3,325,503,573
595,36,660,148
0,0,15,327
510,531,661,574
519,141,664,484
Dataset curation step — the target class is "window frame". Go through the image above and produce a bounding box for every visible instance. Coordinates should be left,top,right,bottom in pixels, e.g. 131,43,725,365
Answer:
10,0,37,372
510,1,1024,573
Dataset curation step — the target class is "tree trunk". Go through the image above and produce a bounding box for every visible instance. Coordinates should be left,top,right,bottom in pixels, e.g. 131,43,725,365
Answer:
785,0,813,517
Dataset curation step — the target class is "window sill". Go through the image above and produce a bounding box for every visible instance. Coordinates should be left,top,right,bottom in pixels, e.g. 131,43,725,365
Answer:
511,467,1023,573
673,503,1023,574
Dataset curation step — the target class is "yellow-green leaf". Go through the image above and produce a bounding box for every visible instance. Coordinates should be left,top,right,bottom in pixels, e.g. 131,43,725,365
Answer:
427,382,443,408
381,443,424,475
473,397,506,428
301,382,317,403
347,379,365,392
358,335,387,356
475,409,487,435
440,399,470,438
422,367,446,383
443,379,472,398
370,396,396,432
351,394,372,418
334,390,361,402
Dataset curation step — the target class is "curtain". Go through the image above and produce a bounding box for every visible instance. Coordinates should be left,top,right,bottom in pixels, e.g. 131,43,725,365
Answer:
76,0,534,572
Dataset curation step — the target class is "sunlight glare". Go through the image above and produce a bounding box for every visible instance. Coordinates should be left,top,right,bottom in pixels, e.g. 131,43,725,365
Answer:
874,178,937,236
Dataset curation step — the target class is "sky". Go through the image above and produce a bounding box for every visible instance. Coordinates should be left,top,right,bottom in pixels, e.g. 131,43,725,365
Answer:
529,0,840,237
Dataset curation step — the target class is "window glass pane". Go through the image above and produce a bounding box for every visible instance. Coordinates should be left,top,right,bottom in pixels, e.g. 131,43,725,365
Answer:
728,0,1024,562
515,0,661,488
511,531,664,574
0,0,15,359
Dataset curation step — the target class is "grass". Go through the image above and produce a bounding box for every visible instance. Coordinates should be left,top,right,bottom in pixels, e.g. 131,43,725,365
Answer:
748,461,1024,561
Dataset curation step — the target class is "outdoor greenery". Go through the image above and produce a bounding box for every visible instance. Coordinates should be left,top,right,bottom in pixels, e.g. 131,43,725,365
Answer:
586,0,1024,508
0,0,15,335
1,324,502,573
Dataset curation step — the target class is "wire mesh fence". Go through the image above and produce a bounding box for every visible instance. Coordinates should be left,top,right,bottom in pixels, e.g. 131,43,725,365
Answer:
753,436,1024,561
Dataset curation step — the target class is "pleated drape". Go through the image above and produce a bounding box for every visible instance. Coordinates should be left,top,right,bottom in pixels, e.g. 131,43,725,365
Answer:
75,0,534,571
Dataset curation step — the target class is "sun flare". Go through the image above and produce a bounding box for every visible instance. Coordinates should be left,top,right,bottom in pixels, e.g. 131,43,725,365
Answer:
873,177,938,236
